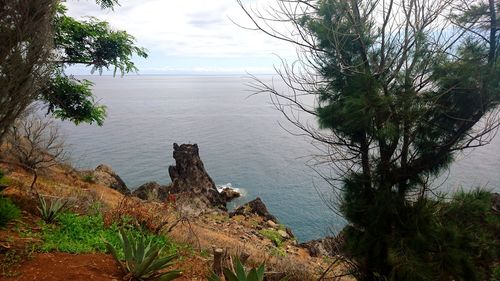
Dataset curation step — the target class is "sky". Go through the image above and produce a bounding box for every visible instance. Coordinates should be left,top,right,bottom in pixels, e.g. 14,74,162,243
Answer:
65,0,297,75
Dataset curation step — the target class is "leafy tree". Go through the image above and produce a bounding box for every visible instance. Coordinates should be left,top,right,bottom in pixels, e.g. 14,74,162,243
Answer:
0,0,147,143
239,0,499,280
0,0,56,142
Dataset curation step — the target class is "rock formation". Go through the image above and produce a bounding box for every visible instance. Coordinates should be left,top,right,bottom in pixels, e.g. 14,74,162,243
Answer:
492,193,500,214
230,197,277,222
220,187,241,202
299,229,346,257
90,164,130,195
132,181,169,201
168,143,225,207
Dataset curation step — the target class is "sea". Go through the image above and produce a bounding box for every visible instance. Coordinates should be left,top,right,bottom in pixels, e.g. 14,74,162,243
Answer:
56,75,500,242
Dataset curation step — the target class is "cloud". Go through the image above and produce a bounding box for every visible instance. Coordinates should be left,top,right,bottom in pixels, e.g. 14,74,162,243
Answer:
64,0,297,61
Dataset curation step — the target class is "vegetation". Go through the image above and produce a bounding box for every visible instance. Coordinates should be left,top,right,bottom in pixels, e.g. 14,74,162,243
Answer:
42,3,147,126
106,228,182,281
0,196,20,228
335,188,499,280
81,173,95,183
240,0,499,280
38,212,178,256
0,169,8,186
208,258,266,281
259,229,283,247
0,0,55,142
37,195,67,224
0,0,147,144
7,112,67,190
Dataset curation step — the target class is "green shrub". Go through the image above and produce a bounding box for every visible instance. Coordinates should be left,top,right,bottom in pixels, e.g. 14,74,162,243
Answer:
37,195,67,223
106,228,182,281
81,173,95,183
0,197,20,227
0,169,9,186
491,265,500,281
259,229,283,247
343,189,500,281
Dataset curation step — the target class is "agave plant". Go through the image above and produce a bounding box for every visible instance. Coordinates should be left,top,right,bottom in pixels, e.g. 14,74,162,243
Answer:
37,194,67,223
208,258,268,281
105,228,182,281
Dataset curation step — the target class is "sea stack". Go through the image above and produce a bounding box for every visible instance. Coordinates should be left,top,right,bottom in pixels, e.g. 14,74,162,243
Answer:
168,143,225,208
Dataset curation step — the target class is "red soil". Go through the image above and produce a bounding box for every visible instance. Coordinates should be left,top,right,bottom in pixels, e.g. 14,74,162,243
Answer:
1,252,123,281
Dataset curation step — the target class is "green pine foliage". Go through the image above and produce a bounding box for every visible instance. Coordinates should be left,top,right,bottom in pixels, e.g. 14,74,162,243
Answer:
0,196,20,228
342,189,499,281
292,0,500,279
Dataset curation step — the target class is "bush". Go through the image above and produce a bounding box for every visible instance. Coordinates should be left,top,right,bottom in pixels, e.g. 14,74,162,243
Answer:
492,265,500,281
104,196,172,234
81,173,95,183
0,169,9,187
259,229,283,247
0,196,21,227
343,189,500,280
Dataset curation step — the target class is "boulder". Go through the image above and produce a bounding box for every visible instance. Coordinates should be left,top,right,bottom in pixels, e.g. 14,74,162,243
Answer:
230,197,277,222
492,193,500,214
267,220,278,228
299,228,347,257
168,143,225,207
92,164,130,195
132,182,169,201
220,187,241,202
278,229,289,239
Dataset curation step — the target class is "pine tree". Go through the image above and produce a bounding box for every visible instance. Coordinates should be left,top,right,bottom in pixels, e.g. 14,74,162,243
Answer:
240,0,499,279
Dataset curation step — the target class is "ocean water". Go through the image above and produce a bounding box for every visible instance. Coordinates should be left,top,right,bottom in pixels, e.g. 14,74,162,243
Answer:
57,75,500,242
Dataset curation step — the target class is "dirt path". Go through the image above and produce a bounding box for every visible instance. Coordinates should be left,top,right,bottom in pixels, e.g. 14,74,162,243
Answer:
2,253,122,281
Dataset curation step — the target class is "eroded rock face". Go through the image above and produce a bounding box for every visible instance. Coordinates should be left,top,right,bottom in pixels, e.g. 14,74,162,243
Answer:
492,193,500,214
220,187,241,202
299,228,347,257
132,182,169,201
168,143,225,207
230,197,277,222
92,164,130,195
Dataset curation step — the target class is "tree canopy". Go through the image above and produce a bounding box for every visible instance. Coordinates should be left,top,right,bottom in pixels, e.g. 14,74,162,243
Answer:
0,0,147,142
239,0,499,279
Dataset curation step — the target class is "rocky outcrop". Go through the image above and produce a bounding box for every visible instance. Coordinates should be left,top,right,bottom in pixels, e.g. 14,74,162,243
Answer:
220,187,241,202
91,164,130,195
168,143,225,208
299,229,346,257
492,193,500,214
132,182,169,201
230,197,277,222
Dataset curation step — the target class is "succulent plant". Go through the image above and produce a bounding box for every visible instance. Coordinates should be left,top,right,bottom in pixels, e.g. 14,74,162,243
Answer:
37,194,67,223
208,258,268,281
105,228,182,281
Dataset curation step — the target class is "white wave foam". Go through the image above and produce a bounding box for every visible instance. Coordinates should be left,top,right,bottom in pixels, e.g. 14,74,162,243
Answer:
216,182,246,197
